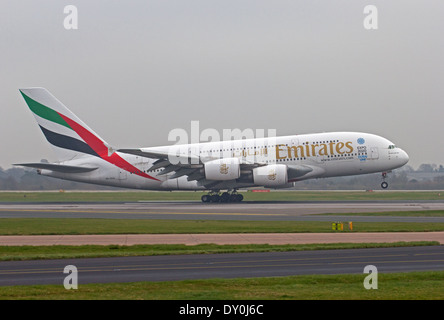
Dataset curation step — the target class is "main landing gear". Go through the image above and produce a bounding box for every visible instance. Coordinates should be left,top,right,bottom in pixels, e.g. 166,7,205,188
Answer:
201,191,244,203
381,172,389,189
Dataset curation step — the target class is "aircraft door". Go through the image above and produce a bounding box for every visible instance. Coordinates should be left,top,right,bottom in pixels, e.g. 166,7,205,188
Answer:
118,169,127,180
369,147,379,160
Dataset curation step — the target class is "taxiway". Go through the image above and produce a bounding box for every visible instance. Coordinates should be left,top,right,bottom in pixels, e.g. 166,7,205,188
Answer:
1,200,444,286
1,246,443,286
1,200,444,222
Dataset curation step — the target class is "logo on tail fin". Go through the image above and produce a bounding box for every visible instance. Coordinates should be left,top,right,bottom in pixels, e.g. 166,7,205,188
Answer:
20,88,159,181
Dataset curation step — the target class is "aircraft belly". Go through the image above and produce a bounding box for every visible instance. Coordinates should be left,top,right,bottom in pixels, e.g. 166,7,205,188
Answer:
159,176,204,190
160,177,178,190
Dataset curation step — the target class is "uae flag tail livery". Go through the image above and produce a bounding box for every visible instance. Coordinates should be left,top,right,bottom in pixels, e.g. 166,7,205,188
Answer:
17,88,158,181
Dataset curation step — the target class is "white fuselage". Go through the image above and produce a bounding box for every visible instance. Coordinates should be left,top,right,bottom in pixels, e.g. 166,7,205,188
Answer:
40,131,409,191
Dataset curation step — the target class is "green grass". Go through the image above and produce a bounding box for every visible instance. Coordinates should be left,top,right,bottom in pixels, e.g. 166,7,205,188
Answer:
0,242,437,261
1,190,443,202
1,271,443,300
322,210,444,217
1,218,444,235
1,191,443,300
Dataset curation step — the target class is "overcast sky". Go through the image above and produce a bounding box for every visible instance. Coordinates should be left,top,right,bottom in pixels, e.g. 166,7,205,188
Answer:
1,0,443,169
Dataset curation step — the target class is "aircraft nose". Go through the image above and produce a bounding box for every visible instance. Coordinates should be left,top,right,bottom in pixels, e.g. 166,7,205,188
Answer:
399,149,409,165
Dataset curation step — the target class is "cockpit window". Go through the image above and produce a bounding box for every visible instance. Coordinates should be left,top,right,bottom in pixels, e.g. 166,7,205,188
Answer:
388,145,396,149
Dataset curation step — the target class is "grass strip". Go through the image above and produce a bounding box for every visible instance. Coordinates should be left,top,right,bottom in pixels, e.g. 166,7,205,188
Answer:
0,241,438,261
1,270,443,300
321,210,444,217
1,218,444,235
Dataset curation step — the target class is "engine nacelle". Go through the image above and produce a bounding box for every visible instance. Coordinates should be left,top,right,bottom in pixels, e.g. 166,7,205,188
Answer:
204,158,241,181
253,164,288,187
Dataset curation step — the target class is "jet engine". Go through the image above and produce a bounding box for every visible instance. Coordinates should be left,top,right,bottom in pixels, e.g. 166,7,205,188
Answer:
253,164,288,187
204,158,241,181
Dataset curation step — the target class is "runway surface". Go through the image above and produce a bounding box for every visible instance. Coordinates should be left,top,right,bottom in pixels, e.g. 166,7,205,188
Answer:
2,200,444,246
1,245,443,286
1,200,444,222
1,200,444,286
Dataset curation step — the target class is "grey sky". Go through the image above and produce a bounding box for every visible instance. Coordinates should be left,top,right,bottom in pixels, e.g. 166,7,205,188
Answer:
1,0,443,169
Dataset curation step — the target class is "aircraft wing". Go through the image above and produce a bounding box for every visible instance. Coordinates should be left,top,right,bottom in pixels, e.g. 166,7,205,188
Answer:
118,148,205,181
118,148,201,165
118,148,313,189
118,148,268,188
14,163,99,173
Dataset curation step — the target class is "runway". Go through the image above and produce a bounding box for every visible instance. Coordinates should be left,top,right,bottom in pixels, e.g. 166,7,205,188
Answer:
1,200,444,286
2,200,444,247
1,245,443,286
1,200,444,222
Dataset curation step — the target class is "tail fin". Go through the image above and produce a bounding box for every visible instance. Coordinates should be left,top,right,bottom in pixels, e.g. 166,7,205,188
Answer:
19,87,113,162
19,87,159,182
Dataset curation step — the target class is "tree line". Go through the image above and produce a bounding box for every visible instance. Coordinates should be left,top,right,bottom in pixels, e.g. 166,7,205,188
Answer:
0,164,443,191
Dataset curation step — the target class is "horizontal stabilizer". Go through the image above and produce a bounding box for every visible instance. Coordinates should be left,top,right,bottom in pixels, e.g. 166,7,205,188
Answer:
14,163,98,173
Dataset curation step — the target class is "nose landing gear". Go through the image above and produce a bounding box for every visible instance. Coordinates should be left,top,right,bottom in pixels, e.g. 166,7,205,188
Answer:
381,172,389,189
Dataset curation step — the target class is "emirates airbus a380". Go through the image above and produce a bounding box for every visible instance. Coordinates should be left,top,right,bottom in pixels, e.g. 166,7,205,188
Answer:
15,88,409,202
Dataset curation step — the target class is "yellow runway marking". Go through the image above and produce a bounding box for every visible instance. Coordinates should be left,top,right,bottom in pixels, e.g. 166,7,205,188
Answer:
0,208,285,217
413,252,444,256
3,259,444,276
0,255,387,274
2,253,443,276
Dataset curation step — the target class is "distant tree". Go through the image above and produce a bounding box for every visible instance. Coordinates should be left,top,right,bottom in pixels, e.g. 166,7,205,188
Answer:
418,164,435,172
399,165,414,173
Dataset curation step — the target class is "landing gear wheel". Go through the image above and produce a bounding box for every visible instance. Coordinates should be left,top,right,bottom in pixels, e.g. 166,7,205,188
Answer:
380,172,389,189
220,192,230,203
229,193,243,202
201,191,244,203
201,195,211,203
